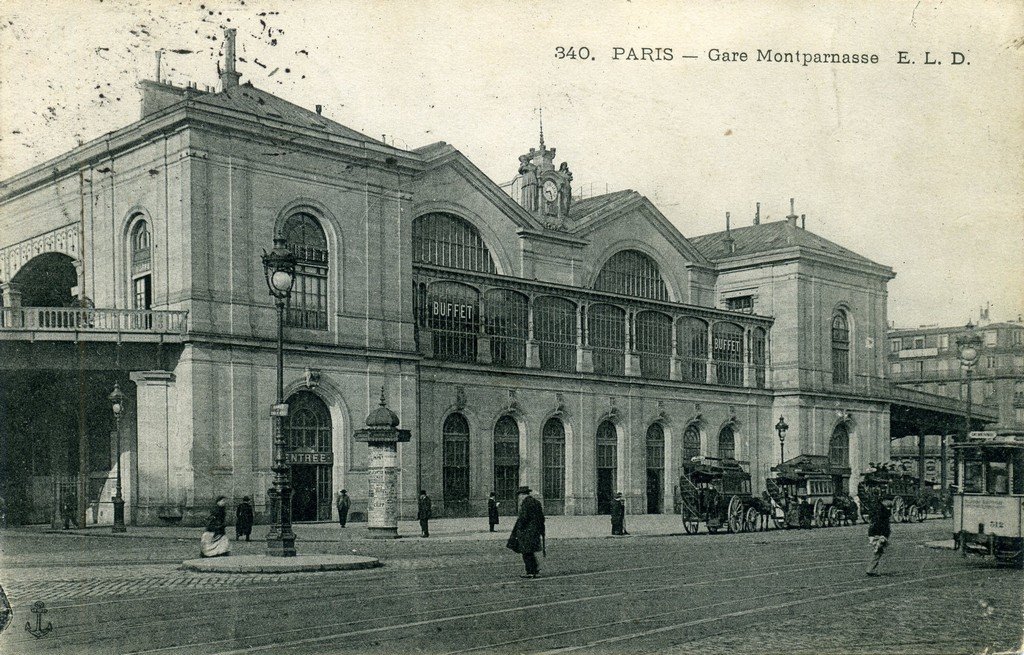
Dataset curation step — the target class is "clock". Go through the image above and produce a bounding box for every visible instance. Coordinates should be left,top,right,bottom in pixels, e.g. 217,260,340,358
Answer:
542,180,558,202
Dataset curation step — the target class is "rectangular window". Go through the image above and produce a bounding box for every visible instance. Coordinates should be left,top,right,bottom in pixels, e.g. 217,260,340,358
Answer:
938,334,949,350
891,362,902,375
1013,331,1023,346
912,361,924,375
984,381,995,399
986,356,997,369
890,339,901,353
725,296,753,313
987,462,1009,495
984,331,997,347
912,336,925,349
963,461,985,493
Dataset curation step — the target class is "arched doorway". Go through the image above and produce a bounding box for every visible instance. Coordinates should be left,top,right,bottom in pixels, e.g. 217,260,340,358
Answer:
596,420,618,514
11,253,77,307
493,416,520,513
542,418,566,516
646,423,665,513
443,413,471,516
284,391,332,521
830,423,851,492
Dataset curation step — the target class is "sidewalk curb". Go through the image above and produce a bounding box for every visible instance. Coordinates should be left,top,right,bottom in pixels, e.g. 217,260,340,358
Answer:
181,554,381,574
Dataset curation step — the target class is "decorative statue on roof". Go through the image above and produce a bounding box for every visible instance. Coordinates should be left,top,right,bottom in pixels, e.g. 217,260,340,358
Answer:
516,117,573,230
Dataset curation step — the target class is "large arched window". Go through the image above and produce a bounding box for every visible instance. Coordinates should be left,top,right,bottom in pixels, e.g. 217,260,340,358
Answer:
130,219,152,312
413,213,497,274
718,425,736,460
831,312,851,385
678,317,708,383
534,296,577,372
426,281,480,363
589,304,625,376
646,423,665,513
713,322,744,387
596,420,618,514
542,418,566,515
830,423,850,468
485,289,528,367
282,213,329,330
636,311,672,380
594,250,668,301
682,423,701,463
443,413,471,513
752,327,767,389
493,416,520,507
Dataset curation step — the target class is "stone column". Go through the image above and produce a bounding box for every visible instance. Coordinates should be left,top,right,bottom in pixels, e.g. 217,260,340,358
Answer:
1,281,22,327
577,302,594,373
354,391,412,539
129,371,179,523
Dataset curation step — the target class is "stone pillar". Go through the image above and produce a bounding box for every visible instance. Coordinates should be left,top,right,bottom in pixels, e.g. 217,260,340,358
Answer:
129,371,179,523
526,299,540,368
1,281,22,327
577,302,594,372
706,322,717,384
917,431,926,489
742,327,752,387
354,391,412,539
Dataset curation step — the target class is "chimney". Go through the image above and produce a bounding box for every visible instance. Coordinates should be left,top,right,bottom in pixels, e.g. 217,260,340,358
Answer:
723,212,736,254
800,213,806,229
220,28,241,90
786,197,798,227
315,104,322,115
155,50,162,83
754,202,760,225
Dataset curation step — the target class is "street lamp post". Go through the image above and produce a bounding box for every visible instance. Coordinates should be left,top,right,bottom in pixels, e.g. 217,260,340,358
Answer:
775,416,789,465
108,382,126,533
954,322,982,490
262,236,297,557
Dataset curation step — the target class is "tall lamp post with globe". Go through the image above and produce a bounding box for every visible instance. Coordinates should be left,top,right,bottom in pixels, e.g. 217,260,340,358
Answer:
262,236,297,557
775,416,789,466
108,382,126,533
954,322,982,489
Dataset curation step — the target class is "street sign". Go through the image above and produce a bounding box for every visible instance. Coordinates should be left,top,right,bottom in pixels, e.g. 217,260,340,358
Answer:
270,403,289,417
969,431,997,440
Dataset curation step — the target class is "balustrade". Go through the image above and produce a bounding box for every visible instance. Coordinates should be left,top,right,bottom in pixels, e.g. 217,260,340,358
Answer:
0,307,187,334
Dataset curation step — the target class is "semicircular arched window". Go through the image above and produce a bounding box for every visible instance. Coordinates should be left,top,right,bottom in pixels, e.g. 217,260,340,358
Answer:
413,212,497,274
594,250,668,301
130,218,152,312
831,312,850,385
282,212,329,330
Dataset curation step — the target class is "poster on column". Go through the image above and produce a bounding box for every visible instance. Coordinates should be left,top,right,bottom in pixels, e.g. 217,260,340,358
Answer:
0,1,1021,653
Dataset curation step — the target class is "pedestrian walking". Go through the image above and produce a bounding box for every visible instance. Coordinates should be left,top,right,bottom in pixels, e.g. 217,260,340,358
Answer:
61,492,77,530
200,496,231,558
610,491,629,535
488,492,500,532
336,489,351,527
417,490,432,537
866,497,892,576
235,496,254,541
507,486,545,578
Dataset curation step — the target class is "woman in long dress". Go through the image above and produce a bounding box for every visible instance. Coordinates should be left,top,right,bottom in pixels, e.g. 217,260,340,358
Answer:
200,496,231,557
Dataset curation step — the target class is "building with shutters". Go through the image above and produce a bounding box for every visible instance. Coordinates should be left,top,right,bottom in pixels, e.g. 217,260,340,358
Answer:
0,32,991,526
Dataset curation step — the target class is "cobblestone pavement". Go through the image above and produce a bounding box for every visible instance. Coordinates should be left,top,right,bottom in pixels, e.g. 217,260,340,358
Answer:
0,518,1020,654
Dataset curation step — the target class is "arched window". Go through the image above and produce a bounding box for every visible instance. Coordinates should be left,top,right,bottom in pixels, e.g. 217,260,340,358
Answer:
542,418,566,515
130,219,152,312
830,423,850,468
831,312,850,385
413,213,496,274
589,304,625,376
594,250,668,301
282,213,329,330
646,423,665,513
718,425,735,460
713,322,744,387
596,420,618,514
682,424,701,463
426,281,480,363
752,327,767,389
636,311,672,380
284,391,333,521
493,416,520,507
443,414,471,513
677,317,708,383
534,296,576,372
485,289,528,367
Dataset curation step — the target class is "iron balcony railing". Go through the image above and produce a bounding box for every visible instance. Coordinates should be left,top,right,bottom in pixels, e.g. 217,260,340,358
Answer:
0,306,188,334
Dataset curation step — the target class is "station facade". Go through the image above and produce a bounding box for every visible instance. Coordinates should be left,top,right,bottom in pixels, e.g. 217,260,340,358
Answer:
2,35,981,526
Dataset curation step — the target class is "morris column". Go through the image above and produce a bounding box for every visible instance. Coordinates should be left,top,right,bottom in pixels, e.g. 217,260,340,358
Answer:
353,390,411,539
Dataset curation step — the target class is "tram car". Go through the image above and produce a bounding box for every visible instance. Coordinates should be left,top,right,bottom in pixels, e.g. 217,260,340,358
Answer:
952,430,1024,568
857,464,928,523
678,457,767,534
765,455,856,529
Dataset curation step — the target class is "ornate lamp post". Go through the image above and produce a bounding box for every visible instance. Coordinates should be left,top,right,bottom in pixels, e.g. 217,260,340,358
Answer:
775,416,789,465
262,236,297,557
108,382,126,533
954,322,982,489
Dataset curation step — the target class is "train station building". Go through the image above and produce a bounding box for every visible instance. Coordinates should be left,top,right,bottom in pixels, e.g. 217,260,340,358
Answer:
0,32,995,526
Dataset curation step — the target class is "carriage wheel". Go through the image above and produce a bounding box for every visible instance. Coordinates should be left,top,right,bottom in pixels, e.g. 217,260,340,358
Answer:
812,499,826,528
891,497,906,523
827,506,842,527
916,505,927,522
745,507,760,532
907,505,920,523
682,518,699,534
771,507,784,530
727,496,744,533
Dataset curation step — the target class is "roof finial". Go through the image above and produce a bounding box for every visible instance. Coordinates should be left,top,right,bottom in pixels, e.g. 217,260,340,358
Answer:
754,202,760,225
539,107,545,150
379,386,387,407
786,197,798,227
725,211,731,232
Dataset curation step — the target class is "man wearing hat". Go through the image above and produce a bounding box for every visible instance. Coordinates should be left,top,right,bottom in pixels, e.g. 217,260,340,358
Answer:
507,486,545,578
336,489,351,528
610,491,629,536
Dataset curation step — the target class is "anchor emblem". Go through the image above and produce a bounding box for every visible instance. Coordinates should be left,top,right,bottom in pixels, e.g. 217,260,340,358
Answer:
24,600,52,639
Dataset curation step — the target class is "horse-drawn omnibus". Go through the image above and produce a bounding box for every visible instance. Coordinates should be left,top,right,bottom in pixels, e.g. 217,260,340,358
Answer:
678,457,769,534
765,455,857,529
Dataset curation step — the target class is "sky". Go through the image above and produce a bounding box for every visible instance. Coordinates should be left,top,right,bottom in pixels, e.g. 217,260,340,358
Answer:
1,0,1021,329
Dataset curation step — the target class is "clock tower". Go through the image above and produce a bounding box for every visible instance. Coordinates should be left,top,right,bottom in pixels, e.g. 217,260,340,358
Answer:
517,116,573,229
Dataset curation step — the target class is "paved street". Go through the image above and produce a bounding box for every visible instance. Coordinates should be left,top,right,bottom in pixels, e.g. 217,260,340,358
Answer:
0,517,1020,654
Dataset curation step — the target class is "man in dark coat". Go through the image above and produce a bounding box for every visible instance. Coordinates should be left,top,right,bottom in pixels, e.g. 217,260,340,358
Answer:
336,490,351,528
507,486,545,578
61,492,77,530
417,490,432,537
610,491,629,535
487,492,500,532
866,498,892,575
235,496,254,541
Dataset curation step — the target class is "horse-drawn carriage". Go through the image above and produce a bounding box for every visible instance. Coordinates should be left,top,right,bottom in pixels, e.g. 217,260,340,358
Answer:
678,457,769,534
857,464,932,523
764,455,857,529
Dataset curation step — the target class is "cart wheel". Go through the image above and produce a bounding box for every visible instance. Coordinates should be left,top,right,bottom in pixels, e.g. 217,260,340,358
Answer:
727,496,744,533
813,499,826,528
916,505,927,522
682,518,699,535
744,507,759,532
827,506,841,527
892,496,906,522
